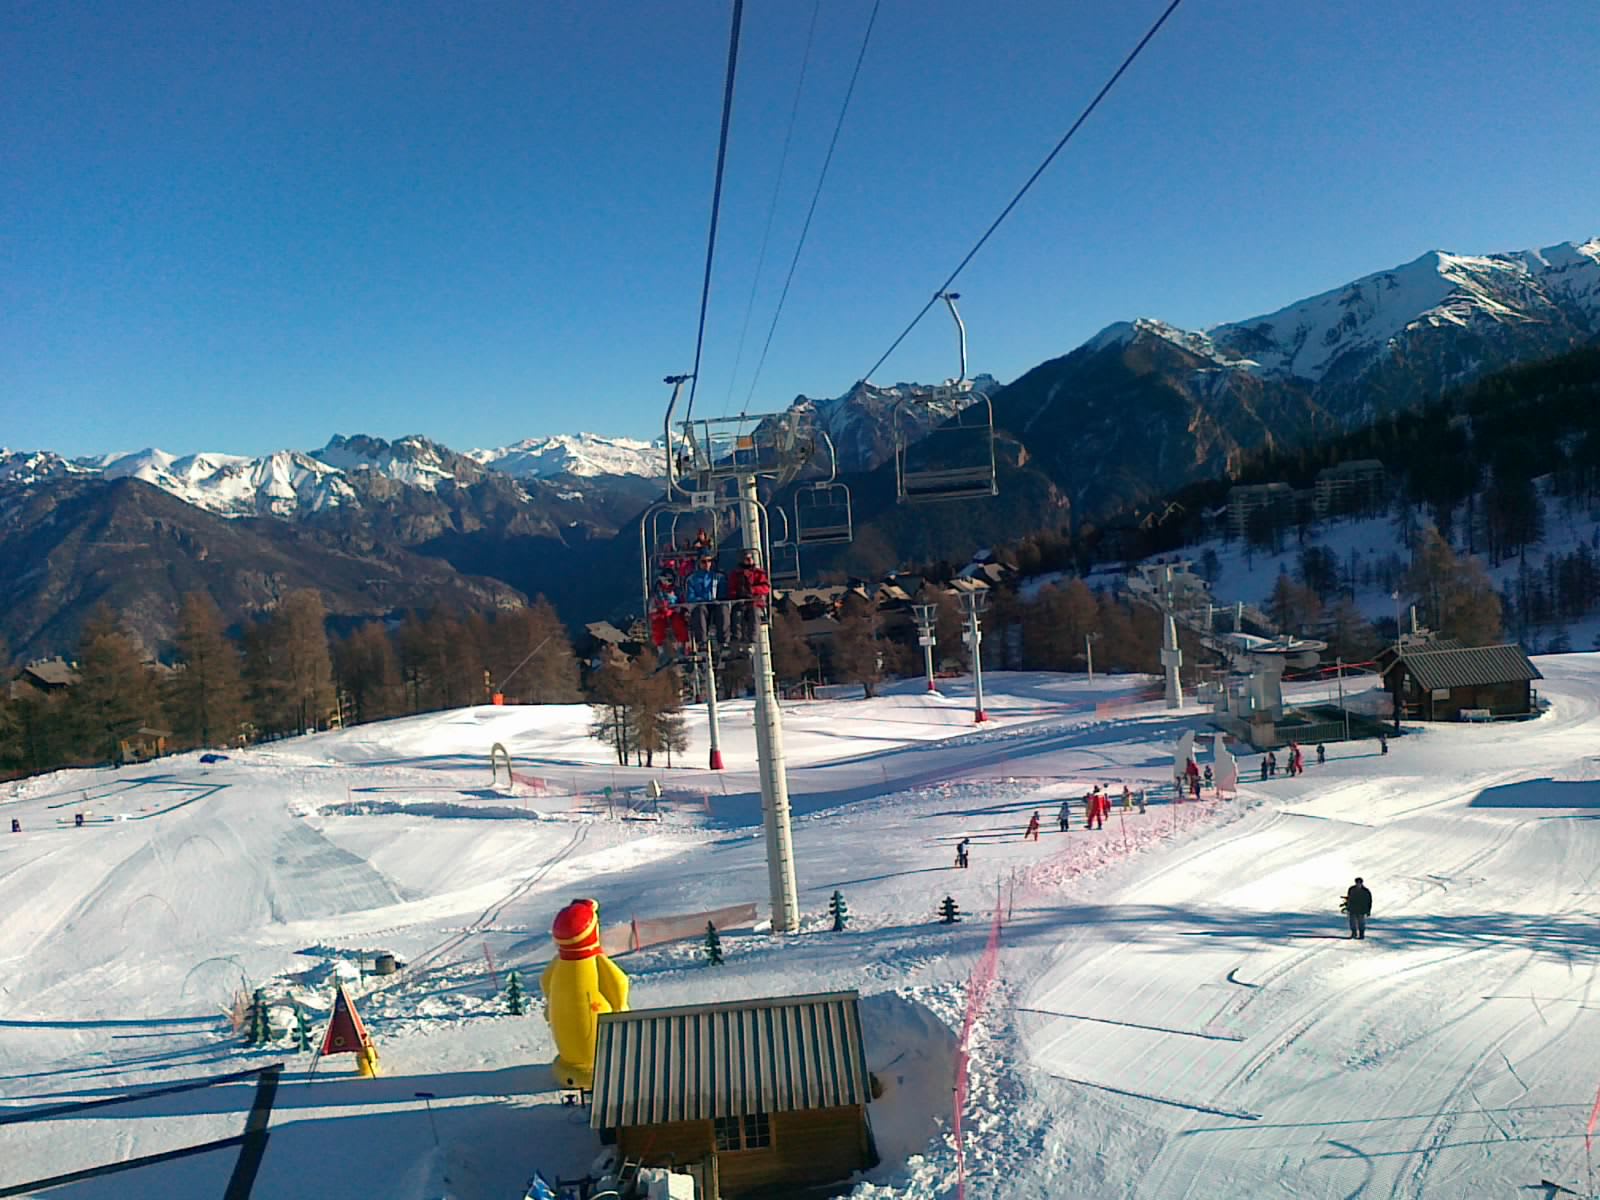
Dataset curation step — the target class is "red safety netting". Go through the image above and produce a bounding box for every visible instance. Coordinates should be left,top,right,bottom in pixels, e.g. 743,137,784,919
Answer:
953,896,1005,1199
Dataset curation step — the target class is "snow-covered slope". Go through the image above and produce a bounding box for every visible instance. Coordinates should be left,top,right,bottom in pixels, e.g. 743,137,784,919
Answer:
73,447,357,517
1210,238,1600,382
0,448,93,486
468,432,663,480
4,667,1599,1198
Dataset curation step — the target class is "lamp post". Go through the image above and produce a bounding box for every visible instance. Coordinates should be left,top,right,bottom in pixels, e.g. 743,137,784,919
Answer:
959,589,989,723
1085,631,1101,684
912,602,938,692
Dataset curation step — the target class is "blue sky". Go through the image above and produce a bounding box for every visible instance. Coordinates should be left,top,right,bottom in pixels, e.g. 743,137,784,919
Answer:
3,0,1597,458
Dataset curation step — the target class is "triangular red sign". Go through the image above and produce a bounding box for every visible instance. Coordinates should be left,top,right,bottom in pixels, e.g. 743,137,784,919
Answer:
319,983,373,1057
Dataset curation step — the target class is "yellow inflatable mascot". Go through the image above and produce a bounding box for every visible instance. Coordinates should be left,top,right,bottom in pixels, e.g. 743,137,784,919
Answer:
540,897,630,1089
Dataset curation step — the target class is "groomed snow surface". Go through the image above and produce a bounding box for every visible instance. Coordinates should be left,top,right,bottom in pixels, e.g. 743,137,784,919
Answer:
2,666,1598,1199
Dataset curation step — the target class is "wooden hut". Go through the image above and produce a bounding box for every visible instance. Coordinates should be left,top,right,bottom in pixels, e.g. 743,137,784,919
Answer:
1378,641,1541,721
590,991,876,1198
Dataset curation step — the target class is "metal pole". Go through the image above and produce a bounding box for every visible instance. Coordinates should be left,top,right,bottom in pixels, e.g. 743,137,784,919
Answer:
914,603,937,693
1158,565,1183,709
963,595,988,724
702,649,724,771
1337,656,1349,742
1085,634,1095,684
737,473,799,933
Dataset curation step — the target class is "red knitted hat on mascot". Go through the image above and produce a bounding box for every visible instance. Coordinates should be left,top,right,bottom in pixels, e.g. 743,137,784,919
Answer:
552,898,602,960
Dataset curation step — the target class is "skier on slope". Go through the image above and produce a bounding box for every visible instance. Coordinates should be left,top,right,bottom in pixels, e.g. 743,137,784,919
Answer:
1316,742,1326,766
1024,812,1041,842
1343,876,1373,939
954,837,970,869
1058,798,1071,832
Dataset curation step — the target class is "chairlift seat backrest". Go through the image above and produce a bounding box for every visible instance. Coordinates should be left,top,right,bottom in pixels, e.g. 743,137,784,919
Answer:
794,482,853,545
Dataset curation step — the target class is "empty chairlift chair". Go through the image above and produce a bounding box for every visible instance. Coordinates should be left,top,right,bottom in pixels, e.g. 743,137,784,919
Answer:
794,482,854,545
894,388,998,503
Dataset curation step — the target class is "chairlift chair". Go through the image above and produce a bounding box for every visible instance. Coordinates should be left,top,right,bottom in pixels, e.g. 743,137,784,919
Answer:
767,507,802,586
891,292,998,504
794,481,854,545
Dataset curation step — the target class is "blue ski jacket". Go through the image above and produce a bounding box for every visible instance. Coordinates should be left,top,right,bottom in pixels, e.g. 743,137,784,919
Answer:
683,569,724,603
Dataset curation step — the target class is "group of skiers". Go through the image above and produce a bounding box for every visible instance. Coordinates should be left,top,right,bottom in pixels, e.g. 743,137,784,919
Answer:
648,529,772,661
1015,786,1147,846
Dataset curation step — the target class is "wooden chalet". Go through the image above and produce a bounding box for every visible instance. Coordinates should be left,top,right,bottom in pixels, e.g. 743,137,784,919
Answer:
1378,640,1541,721
590,991,877,1199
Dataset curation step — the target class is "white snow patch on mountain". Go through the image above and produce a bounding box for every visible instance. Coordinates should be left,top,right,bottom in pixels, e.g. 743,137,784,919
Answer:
314,434,455,491
1209,239,1600,381
70,447,357,517
469,433,663,480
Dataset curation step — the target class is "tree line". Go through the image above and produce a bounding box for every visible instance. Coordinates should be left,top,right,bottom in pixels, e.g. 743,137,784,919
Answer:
0,589,581,778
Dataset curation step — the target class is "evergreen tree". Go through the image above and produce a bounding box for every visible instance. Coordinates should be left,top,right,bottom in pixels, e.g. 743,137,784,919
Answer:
832,594,884,698
244,589,335,735
829,890,848,932
768,606,817,685
293,1003,313,1051
938,896,961,924
72,608,162,764
505,970,528,1015
487,600,582,703
704,922,724,966
169,592,247,749
587,648,636,766
247,988,271,1046
334,622,405,724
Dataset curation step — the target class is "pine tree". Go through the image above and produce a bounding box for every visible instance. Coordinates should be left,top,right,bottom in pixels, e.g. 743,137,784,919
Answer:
292,1003,313,1052
505,970,528,1015
247,988,271,1046
829,890,848,932
704,921,724,966
938,896,961,925
72,608,162,764
169,592,247,749
768,606,817,685
832,595,884,698
334,622,405,724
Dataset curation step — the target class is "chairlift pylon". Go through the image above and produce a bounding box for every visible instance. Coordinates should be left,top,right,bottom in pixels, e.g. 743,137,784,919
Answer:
892,292,998,504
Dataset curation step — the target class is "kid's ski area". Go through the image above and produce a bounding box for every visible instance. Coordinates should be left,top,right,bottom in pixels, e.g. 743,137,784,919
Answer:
3,665,1599,1200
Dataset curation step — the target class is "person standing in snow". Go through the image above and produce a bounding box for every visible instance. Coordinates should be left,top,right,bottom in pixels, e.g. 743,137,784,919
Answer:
1259,757,1270,782
1024,812,1041,842
955,838,970,869
1136,788,1147,815
1343,877,1373,939
1379,733,1388,755
1057,799,1071,832
1267,750,1278,778
1121,784,1133,811
1086,792,1106,831
1316,742,1326,766
1203,764,1214,791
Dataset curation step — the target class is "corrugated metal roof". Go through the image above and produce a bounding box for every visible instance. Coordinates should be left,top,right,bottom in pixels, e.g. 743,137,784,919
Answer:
1389,643,1542,691
590,991,870,1128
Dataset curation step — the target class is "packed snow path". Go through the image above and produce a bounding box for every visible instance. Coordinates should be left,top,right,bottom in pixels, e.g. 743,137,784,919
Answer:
0,668,1597,1198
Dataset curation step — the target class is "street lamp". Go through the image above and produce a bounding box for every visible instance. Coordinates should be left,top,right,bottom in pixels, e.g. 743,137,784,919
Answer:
912,602,938,693
958,589,990,723
1085,631,1101,684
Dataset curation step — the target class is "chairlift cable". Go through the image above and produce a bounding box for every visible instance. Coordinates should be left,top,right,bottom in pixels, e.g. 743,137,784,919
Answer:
741,0,882,417
721,0,822,417
860,0,1186,387
685,0,747,429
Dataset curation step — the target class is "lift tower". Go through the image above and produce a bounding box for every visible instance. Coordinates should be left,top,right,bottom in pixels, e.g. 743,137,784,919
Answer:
658,377,816,933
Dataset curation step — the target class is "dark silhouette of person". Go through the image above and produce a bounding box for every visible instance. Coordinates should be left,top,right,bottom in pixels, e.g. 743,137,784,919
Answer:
1344,877,1372,939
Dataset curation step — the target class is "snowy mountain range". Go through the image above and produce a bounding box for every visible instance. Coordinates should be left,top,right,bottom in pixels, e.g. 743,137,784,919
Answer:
998,237,1600,517
466,432,662,481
